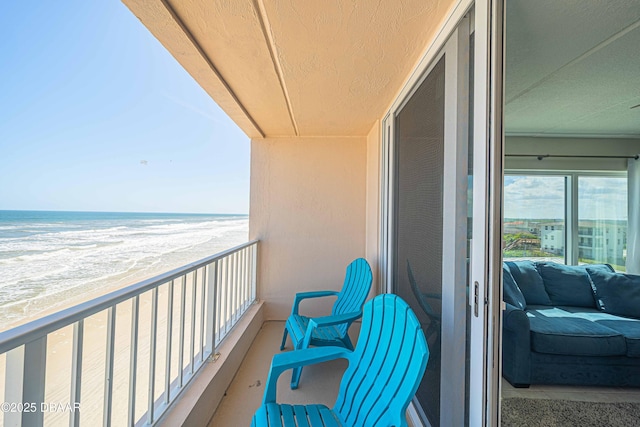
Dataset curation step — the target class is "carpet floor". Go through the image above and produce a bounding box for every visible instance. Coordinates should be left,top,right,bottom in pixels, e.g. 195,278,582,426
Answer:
501,398,640,427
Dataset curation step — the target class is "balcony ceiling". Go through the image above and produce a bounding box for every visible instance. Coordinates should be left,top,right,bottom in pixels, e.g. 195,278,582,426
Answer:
505,0,640,138
122,0,456,138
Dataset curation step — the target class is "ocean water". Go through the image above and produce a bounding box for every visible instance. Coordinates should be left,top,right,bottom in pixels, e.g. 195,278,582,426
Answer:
0,210,248,329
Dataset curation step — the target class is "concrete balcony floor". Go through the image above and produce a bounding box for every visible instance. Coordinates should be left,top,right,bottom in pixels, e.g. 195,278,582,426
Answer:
208,321,358,426
206,320,640,426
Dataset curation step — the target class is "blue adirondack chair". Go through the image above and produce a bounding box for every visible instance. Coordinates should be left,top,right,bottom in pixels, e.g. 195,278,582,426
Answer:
280,258,372,389
406,260,441,357
252,294,429,427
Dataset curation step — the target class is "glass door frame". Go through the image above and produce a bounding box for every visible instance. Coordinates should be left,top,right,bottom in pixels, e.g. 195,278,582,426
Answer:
379,0,504,425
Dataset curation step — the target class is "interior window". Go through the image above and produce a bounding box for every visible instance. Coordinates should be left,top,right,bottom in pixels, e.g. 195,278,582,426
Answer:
578,176,628,270
503,173,628,270
503,175,566,263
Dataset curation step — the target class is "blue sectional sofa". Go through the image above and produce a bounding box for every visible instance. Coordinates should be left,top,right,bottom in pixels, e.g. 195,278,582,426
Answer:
502,260,640,388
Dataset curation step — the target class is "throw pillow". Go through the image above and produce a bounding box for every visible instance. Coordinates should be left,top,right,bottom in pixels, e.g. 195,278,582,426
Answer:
536,262,611,308
504,261,551,305
583,263,616,309
587,268,640,318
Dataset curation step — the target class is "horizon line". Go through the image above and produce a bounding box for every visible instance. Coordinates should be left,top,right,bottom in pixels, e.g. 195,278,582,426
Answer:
0,209,249,216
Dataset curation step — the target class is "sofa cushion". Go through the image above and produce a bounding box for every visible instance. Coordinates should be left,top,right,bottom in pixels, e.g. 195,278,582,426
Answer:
503,265,526,309
526,306,627,356
538,306,640,358
536,262,609,308
599,319,640,357
505,261,551,305
587,268,640,318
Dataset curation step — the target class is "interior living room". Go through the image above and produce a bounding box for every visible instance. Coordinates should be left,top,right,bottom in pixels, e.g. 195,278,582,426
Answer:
500,0,640,424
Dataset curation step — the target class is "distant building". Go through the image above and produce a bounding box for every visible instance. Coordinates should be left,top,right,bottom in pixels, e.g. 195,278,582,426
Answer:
578,220,627,265
540,222,564,255
537,220,627,265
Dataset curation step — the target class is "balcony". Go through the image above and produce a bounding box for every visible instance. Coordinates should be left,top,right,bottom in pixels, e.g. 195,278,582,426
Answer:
0,241,260,427
0,240,382,426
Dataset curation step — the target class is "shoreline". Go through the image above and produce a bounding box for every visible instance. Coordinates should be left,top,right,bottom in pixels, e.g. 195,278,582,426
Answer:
0,227,248,426
0,211,248,332
2,259,178,332
1,224,249,332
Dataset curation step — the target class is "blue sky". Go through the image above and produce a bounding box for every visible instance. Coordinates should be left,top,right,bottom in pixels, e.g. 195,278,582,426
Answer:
504,175,627,220
0,1,250,214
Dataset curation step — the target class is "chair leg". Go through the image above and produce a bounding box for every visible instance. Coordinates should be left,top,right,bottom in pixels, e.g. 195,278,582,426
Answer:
291,365,303,390
290,339,305,389
280,327,289,351
290,332,312,389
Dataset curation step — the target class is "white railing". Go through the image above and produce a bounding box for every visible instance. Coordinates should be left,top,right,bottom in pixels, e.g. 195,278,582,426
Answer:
0,240,258,427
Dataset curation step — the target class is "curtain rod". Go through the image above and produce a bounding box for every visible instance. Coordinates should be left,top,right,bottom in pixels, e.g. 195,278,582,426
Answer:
506,154,639,161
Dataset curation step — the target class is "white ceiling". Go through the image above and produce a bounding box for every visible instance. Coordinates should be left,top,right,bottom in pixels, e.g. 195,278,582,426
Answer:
505,0,640,137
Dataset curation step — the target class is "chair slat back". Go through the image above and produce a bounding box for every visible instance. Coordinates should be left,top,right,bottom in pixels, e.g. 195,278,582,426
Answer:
333,294,429,427
407,260,438,319
331,258,372,336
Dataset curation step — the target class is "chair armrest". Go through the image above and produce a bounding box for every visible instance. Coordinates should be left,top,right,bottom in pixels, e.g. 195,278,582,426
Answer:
308,311,362,328
292,290,340,315
262,346,351,403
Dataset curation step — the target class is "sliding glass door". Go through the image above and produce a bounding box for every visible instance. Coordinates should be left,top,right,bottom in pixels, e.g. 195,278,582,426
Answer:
380,3,501,424
393,54,446,425
387,20,473,426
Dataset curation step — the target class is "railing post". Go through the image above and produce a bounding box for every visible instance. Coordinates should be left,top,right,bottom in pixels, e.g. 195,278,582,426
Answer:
240,249,249,312
4,336,47,427
235,251,241,320
190,271,197,374
69,320,83,427
4,346,24,427
236,250,243,314
230,254,236,330
178,276,186,387
147,287,159,425
199,267,207,362
164,280,175,404
205,261,218,354
103,306,116,427
128,296,139,427
223,258,230,337
215,260,223,346
252,242,258,302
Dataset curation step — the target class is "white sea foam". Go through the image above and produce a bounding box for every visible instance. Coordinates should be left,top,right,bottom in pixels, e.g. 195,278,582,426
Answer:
0,215,249,327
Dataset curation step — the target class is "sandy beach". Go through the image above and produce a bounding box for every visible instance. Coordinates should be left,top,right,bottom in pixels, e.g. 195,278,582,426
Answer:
0,213,249,426
1,273,207,426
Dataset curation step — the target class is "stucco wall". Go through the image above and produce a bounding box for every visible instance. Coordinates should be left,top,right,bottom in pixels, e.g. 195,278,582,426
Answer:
365,122,381,295
249,137,367,320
